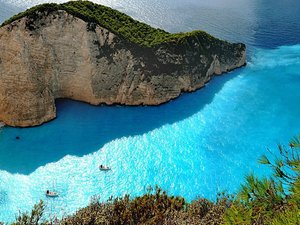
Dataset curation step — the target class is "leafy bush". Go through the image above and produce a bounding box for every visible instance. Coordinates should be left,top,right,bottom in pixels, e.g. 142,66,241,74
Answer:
57,187,230,225
62,186,186,225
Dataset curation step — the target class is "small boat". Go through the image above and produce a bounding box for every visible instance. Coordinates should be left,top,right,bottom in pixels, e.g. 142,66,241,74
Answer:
99,165,111,171
46,190,59,197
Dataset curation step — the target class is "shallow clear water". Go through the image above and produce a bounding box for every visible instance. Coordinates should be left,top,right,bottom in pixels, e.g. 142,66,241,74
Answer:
1,0,300,222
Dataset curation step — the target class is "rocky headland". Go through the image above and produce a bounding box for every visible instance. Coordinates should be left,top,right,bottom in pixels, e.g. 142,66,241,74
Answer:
0,1,246,127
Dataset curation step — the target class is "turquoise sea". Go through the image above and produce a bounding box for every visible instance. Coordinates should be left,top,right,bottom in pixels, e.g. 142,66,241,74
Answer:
0,0,300,222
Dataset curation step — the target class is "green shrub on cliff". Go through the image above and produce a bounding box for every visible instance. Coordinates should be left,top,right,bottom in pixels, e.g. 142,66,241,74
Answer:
62,186,186,224
7,188,229,225
60,189,234,224
0,1,215,47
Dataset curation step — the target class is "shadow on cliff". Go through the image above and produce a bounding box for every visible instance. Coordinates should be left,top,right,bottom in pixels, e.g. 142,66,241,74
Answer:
0,68,245,175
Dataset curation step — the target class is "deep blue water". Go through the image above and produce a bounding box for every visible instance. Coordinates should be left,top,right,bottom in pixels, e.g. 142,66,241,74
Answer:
0,0,300,222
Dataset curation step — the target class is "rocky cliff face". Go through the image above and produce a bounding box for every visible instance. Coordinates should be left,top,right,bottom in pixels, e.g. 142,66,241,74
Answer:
0,10,246,127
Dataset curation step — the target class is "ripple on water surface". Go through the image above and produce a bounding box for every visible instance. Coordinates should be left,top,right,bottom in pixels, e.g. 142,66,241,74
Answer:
1,45,300,222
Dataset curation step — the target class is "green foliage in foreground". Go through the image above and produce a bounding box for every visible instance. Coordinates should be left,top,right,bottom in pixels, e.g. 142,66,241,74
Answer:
9,201,47,225
7,187,230,225
0,1,215,47
4,136,300,225
224,135,300,225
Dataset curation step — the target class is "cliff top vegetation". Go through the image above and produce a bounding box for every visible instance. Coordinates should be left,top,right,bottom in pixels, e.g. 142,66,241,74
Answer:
1,0,217,47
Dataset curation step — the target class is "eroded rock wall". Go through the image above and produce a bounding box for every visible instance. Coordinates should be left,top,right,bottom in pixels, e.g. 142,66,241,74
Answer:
0,11,246,126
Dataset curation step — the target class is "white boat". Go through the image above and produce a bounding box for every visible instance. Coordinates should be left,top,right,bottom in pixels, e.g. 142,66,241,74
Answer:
46,190,59,197
99,165,111,171
0,122,5,128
